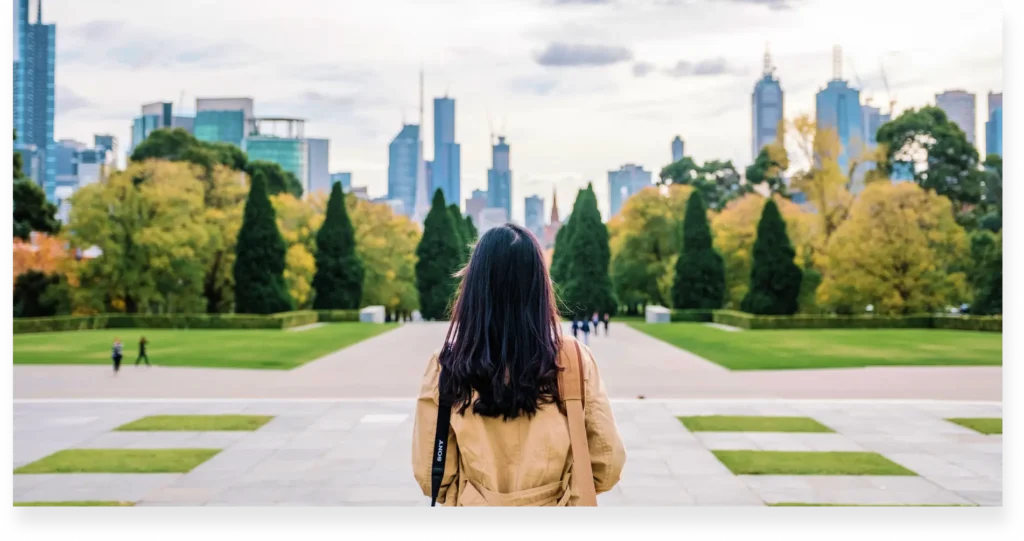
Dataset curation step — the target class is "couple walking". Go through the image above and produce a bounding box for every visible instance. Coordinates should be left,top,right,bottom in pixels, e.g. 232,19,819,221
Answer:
570,312,610,345
111,336,151,375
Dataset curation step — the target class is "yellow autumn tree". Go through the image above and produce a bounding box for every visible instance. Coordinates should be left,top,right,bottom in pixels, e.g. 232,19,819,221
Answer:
347,196,420,316
711,192,818,308
817,182,969,315
270,193,324,309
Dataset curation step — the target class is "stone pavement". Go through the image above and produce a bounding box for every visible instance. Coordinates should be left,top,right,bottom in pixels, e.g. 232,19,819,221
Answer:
13,399,1001,506
14,322,1002,401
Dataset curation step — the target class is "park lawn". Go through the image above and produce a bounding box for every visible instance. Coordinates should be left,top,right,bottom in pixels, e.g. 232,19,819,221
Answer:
713,451,917,476
680,415,834,433
14,449,221,474
12,323,396,370
629,323,1002,370
947,418,1002,435
115,415,273,432
14,501,135,507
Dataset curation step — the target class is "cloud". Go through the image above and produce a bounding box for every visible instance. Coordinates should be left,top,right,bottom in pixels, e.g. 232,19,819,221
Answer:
725,0,798,10
507,77,559,96
534,43,633,67
61,20,248,70
632,62,657,77
55,86,95,115
280,64,374,83
663,58,745,77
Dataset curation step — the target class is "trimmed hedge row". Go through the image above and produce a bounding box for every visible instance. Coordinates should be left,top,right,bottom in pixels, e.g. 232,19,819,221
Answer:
711,310,1001,332
14,310,323,334
316,309,361,323
671,309,713,322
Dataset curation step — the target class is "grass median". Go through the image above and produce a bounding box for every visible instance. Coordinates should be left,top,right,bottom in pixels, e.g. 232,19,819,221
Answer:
14,449,221,474
713,451,916,476
947,418,1002,435
12,323,396,370
115,414,274,431
629,323,1002,370
679,415,833,433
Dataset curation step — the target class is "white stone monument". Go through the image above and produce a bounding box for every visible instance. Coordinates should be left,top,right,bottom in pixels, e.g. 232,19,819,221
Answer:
359,305,386,324
645,305,671,324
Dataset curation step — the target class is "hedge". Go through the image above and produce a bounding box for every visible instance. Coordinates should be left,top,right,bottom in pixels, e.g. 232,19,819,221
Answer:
15,310,322,334
316,309,361,323
711,310,1000,332
671,309,713,322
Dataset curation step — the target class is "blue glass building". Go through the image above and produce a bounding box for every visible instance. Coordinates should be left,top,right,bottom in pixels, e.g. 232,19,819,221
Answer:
608,164,651,217
431,97,461,207
524,195,545,240
487,136,512,219
330,172,352,193
245,136,307,185
305,138,330,195
986,108,1002,157
816,79,863,185
671,136,684,163
752,50,783,160
388,125,420,217
194,97,253,147
13,0,56,200
130,102,194,155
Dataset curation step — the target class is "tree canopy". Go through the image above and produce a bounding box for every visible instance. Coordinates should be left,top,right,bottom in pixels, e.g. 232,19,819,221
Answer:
233,170,292,314
660,157,748,210
415,189,462,320
349,196,421,316
246,160,303,198
312,182,364,309
740,199,803,315
671,191,725,309
561,186,616,317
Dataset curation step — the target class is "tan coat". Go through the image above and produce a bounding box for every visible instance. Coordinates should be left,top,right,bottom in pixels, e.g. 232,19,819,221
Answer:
412,338,626,506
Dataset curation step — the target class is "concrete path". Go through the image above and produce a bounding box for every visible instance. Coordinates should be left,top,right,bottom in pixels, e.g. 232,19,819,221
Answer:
14,322,1002,400
12,399,1001,506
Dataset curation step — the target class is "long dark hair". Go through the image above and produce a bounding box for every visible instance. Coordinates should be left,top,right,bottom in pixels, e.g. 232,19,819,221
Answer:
438,223,562,420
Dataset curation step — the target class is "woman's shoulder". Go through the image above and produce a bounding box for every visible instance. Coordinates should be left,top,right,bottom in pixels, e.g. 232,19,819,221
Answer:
418,350,443,401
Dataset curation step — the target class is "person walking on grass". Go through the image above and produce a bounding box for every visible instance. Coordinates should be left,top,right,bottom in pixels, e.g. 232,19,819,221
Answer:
603,313,610,336
580,316,591,346
112,338,123,375
136,336,151,367
413,223,625,507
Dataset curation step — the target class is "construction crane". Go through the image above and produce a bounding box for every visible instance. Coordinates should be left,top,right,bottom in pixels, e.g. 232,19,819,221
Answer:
879,61,896,117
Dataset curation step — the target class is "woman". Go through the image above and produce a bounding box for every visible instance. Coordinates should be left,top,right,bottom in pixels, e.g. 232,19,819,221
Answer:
111,338,123,375
413,223,625,506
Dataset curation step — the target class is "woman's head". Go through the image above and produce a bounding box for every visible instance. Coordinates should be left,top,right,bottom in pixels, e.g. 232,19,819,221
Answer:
439,223,562,420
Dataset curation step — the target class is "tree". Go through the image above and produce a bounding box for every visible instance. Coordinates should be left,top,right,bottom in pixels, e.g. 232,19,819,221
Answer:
130,128,247,173
201,166,248,313
671,191,725,309
745,142,790,197
788,115,853,245
246,160,303,198
13,129,24,180
817,182,968,315
561,186,616,316
967,230,1001,315
660,157,748,210
13,233,67,288
448,204,469,263
270,192,322,308
233,171,292,314
313,182,364,309
67,161,209,314
464,216,478,242
415,189,462,320
349,196,421,317
876,106,982,207
741,199,803,315
13,270,63,318
14,179,61,241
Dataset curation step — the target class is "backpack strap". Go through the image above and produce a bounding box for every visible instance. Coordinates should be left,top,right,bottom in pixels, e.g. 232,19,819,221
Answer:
558,339,598,506
430,368,452,507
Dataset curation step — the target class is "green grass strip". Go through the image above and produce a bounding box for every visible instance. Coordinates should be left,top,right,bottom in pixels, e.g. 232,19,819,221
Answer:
947,418,1002,435
14,449,221,474
14,501,135,507
679,415,834,433
115,414,273,432
713,451,917,476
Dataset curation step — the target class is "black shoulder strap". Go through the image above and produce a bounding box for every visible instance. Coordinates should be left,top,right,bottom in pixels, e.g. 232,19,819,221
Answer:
430,368,452,507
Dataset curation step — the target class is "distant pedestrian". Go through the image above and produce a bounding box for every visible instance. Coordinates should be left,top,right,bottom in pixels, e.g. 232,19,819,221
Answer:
111,338,123,375
136,336,151,367
603,313,610,336
571,319,579,339
580,318,591,346
592,313,600,337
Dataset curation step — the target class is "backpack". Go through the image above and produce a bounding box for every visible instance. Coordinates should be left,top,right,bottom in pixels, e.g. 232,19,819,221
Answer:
430,339,597,507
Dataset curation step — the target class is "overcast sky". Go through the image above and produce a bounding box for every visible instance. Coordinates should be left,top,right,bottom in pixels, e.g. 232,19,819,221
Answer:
47,0,1003,221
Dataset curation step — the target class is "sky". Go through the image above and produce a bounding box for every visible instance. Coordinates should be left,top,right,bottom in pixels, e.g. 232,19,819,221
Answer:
45,0,1003,222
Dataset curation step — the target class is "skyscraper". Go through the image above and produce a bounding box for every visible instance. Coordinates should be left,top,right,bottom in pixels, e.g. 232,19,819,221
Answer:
129,101,193,155
13,0,56,199
986,92,1002,158
752,47,783,160
194,97,253,147
935,90,977,145
388,124,420,217
524,195,545,240
487,136,512,219
815,47,863,187
305,138,330,195
465,189,488,228
671,136,684,163
431,96,461,208
608,164,652,217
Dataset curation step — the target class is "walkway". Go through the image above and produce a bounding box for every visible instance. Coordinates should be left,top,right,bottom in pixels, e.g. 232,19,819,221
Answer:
14,323,1002,401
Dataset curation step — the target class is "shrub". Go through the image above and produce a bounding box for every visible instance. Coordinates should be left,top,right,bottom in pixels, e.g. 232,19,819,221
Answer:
316,309,361,323
670,309,713,322
933,315,1002,332
711,311,1000,332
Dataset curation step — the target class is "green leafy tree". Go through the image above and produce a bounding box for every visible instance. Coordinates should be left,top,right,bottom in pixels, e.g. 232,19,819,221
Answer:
464,215,478,244
741,199,803,315
661,157,749,210
415,189,462,320
13,270,63,318
745,143,790,198
13,179,61,241
561,186,616,317
968,230,1001,315
246,160,303,198
130,128,246,172
448,204,468,262
671,191,725,309
312,183,364,309
233,172,293,314
876,106,982,207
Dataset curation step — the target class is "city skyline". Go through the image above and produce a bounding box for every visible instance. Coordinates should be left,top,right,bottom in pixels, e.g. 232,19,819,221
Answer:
40,0,1002,222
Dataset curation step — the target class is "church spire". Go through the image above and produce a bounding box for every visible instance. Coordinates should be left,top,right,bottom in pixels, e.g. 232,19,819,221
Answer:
549,186,560,224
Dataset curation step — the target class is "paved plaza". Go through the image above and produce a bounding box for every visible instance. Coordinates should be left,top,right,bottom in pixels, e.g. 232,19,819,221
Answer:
12,321,1002,506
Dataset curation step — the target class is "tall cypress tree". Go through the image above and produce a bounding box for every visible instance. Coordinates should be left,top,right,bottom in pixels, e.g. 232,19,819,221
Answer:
416,189,462,320
561,186,616,317
234,173,293,314
464,215,478,244
448,203,469,263
671,191,725,309
741,199,802,315
313,182,364,309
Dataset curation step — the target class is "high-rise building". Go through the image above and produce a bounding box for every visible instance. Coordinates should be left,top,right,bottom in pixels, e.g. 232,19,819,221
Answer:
465,189,488,227
815,47,863,188
752,48,783,160
988,91,1002,117
330,172,352,192
431,96,461,207
671,136,684,163
609,164,652,217
861,105,889,149
524,195,545,241
194,97,253,147
129,101,193,155
94,134,118,164
388,124,420,217
487,136,512,218
986,92,1002,158
305,138,330,195
935,90,977,145
13,0,56,199
244,116,309,192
